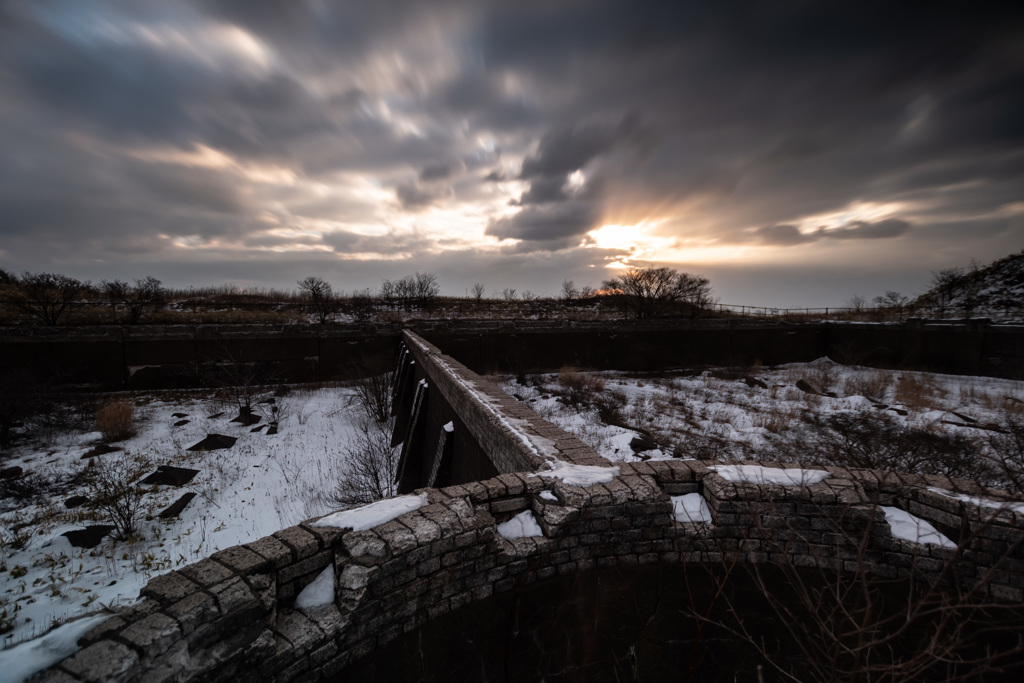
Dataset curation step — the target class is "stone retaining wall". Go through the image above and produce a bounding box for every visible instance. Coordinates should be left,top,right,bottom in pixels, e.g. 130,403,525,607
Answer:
31,325,1024,682
34,462,1024,682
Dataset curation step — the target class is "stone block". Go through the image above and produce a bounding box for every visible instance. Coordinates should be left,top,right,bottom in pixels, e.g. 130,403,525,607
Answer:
211,546,271,575
375,520,418,555
300,521,347,549
61,641,141,683
279,549,334,585
119,612,181,660
166,590,219,636
140,571,198,604
400,513,442,545
178,558,234,588
246,535,294,569
342,531,388,563
274,526,321,560
276,609,325,655
208,576,265,624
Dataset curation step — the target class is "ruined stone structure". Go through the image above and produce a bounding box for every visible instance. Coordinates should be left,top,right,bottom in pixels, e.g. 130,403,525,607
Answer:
32,330,1024,682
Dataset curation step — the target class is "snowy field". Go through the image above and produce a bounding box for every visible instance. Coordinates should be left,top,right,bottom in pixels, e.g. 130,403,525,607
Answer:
499,359,1024,475
0,384,373,647
3,359,1024,650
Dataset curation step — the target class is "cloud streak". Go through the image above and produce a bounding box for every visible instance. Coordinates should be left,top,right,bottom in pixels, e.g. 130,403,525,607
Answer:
0,0,1021,305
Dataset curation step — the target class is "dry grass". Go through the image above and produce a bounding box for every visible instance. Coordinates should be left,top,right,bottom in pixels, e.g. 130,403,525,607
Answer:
557,367,606,411
96,401,135,441
894,373,945,409
842,369,893,400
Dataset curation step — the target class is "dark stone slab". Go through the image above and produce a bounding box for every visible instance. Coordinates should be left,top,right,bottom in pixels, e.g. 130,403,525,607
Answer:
743,377,768,389
142,465,200,487
0,465,22,479
173,419,190,427
158,492,197,518
795,379,818,394
231,412,262,426
187,433,237,452
251,424,266,433
64,494,89,509
629,435,658,453
266,425,278,435
63,525,116,548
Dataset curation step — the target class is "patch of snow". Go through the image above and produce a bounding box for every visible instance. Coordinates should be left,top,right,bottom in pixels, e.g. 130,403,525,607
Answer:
0,614,109,683
443,421,454,433
672,494,712,524
534,461,619,487
313,493,428,532
881,506,956,548
927,487,1024,515
710,464,830,486
497,510,544,539
538,490,557,502
295,565,335,610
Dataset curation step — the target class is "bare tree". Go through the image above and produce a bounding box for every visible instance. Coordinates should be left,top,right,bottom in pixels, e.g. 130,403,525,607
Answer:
381,272,440,309
846,294,868,313
86,452,150,541
602,266,714,318
561,279,579,303
931,267,966,317
413,272,440,305
471,282,485,302
101,277,165,324
501,288,518,301
350,371,394,425
12,272,85,325
332,420,399,508
298,276,337,324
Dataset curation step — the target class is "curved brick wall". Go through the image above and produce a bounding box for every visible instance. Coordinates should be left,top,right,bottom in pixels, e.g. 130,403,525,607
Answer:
31,330,1024,682
33,462,1024,682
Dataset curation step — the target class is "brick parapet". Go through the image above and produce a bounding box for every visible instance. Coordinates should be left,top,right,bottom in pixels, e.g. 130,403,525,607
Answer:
35,460,1024,683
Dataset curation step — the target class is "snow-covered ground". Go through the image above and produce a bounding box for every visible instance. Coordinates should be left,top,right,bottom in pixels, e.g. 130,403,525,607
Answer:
3,359,1023,650
499,359,1024,466
0,385,372,647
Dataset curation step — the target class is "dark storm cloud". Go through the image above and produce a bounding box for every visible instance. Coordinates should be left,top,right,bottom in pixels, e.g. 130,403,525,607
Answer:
486,202,599,245
519,114,646,180
1,0,1022,305
395,182,449,210
419,162,454,182
756,219,912,245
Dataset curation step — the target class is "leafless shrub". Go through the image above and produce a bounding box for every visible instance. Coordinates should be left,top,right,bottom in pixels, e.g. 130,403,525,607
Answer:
842,369,892,400
688,500,1024,682
989,411,1024,495
85,452,150,541
557,368,606,412
894,373,944,409
807,363,838,394
351,371,394,425
765,412,991,483
332,420,399,508
96,402,134,442
592,388,629,428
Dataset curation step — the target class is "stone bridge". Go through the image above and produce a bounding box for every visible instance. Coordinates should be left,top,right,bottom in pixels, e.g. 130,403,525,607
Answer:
32,331,1024,682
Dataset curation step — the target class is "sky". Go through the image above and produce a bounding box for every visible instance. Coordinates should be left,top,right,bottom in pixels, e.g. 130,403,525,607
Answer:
0,1,1022,307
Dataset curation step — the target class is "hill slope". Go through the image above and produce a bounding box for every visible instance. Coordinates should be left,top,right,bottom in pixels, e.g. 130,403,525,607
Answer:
915,250,1024,319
